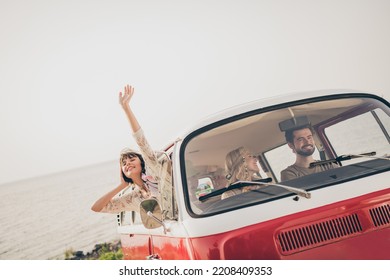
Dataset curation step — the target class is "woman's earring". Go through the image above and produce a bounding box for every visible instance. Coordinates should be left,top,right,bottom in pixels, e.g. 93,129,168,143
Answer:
244,163,249,178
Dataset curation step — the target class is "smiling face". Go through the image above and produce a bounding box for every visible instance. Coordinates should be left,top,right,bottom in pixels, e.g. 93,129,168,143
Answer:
289,127,316,157
243,153,260,173
121,154,144,182
225,147,260,182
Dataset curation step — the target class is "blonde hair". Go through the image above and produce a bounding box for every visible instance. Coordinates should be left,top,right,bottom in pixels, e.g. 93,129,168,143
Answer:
225,146,252,184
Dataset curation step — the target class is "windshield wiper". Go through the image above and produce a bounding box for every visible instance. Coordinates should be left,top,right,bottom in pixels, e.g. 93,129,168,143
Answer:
310,152,390,168
198,178,311,202
198,178,272,202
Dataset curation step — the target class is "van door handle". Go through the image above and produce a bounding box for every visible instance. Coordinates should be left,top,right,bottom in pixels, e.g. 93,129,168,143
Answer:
146,254,161,260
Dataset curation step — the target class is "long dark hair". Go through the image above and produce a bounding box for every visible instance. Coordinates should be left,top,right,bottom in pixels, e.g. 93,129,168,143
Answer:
120,150,146,183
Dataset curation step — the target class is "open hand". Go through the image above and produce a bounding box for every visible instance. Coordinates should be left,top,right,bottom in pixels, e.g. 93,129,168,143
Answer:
119,84,134,109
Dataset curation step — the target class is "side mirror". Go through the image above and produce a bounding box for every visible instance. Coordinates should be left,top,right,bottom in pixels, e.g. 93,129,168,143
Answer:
140,198,168,233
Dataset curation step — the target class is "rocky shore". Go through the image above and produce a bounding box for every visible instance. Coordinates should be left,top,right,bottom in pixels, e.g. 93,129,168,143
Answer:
65,240,123,260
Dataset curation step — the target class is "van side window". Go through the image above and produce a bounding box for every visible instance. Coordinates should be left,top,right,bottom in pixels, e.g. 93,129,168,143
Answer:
117,211,142,226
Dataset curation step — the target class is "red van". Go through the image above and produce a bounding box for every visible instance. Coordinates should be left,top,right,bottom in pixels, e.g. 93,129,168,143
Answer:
117,90,390,259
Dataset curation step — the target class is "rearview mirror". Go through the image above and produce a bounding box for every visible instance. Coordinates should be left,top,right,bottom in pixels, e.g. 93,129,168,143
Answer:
279,115,310,131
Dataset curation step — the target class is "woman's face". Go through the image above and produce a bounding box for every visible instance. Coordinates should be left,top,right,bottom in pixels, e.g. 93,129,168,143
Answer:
243,153,260,173
121,156,142,179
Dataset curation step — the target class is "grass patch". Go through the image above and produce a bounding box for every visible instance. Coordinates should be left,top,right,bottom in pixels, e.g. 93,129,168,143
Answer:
65,240,123,260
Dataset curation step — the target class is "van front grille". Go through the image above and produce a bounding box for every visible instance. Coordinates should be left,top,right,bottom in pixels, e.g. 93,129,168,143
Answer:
277,213,362,254
369,204,390,227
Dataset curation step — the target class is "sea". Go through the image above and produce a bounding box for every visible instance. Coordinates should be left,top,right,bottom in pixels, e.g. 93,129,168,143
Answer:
0,161,121,260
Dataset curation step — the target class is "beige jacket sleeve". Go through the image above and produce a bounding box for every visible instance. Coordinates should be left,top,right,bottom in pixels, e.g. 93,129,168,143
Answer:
100,185,142,213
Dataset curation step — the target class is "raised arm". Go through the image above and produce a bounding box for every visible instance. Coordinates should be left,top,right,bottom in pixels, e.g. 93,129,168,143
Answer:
119,85,160,179
119,84,141,133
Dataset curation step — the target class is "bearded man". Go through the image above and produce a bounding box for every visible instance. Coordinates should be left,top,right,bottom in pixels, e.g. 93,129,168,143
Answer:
280,125,338,181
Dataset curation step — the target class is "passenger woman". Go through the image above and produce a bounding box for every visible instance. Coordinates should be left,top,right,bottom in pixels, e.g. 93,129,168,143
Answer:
91,85,172,214
221,146,262,200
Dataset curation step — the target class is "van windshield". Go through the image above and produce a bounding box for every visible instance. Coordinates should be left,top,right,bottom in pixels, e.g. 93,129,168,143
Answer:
181,95,390,217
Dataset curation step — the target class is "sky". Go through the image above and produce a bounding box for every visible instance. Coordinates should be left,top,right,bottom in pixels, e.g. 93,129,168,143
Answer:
0,0,389,185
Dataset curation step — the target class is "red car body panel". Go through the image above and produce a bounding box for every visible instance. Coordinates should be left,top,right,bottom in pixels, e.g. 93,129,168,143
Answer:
121,189,389,259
